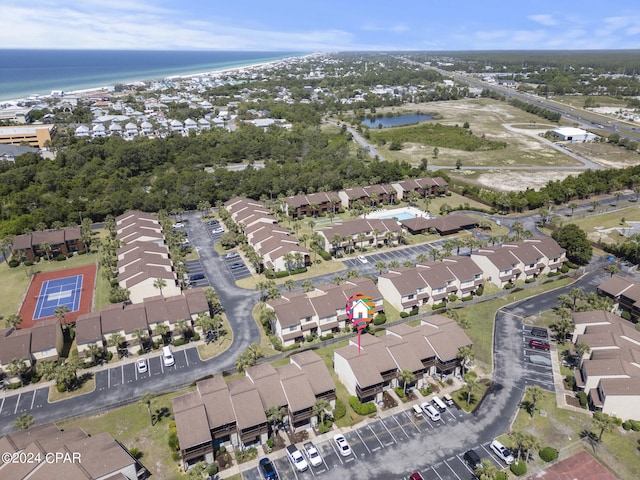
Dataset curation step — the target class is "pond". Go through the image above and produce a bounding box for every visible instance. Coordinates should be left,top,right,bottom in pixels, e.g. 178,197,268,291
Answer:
361,113,434,128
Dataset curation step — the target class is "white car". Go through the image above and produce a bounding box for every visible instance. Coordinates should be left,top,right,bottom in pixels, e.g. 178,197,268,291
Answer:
286,445,308,472
173,222,185,229
225,251,239,259
136,358,148,374
211,227,224,234
490,439,515,464
303,441,322,467
357,255,368,264
333,434,352,457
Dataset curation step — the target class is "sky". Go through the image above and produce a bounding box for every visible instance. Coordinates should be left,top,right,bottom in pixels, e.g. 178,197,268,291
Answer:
2,0,640,51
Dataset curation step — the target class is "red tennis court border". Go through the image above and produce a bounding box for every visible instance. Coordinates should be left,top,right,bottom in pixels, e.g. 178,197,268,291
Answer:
526,450,618,480
19,263,97,329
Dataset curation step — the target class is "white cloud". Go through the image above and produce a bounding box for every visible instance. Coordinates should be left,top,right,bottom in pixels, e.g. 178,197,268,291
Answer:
361,23,410,33
528,14,557,27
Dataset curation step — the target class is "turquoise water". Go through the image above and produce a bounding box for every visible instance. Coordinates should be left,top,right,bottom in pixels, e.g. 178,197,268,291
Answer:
362,113,434,128
377,212,415,221
0,50,306,101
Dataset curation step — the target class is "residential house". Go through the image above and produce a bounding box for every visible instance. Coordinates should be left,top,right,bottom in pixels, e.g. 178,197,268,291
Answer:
100,303,149,355
597,275,640,320
392,177,449,199
401,213,478,235
12,226,83,262
338,184,397,209
571,310,640,420
74,125,90,137
91,123,106,138
284,191,341,219
0,328,32,383
0,423,148,479
318,218,401,254
140,121,153,135
29,318,63,362
74,312,104,361
334,315,471,402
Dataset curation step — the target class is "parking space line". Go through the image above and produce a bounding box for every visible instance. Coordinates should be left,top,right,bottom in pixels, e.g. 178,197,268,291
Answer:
481,443,501,465
184,350,189,367
367,425,384,450
30,390,36,410
446,408,457,421
14,394,21,414
391,415,410,439
330,441,345,465
121,365,124,385
444,458,463,480
431,465,444,480
380,418,397,445
355,429,372,454
0,397,4,414
108,369,111,388
457,453,475,474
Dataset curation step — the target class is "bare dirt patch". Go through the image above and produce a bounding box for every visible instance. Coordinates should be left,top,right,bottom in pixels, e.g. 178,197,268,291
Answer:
457,170,579,192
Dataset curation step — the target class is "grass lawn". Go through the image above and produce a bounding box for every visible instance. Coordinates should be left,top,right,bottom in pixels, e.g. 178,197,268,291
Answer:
196,321,233,361
0,253,100,327
48,374,96,402
561,205,640,246
58,390,191,480
451,378,491,413
509,387,640,480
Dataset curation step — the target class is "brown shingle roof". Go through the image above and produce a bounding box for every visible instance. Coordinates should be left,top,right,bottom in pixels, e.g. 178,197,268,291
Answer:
30,318,60,354
75,312,103,345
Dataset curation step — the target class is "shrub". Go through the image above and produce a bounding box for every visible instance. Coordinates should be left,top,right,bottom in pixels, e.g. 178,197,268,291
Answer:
622,420,632,431
66,252,74,258
348,396,377,415
400,311,409,318
621,311,632,321
510,460,527,476
461,295,473,302
55,253,66,261
318,249,332,261
320,333,334,341
373,313,386,326
560,264,569,273
504,283,514,289
24,260,34,266
318,419,333,434
565,260,578,269
539,447,558,462
282,343,301,352
631,420,640,432
192,332,200,341
78,248,87,255
305,334,314,343
268,334,283,351
432,302,446,310
565,374,575,390
172,338,186,347
171,452,180,462
475,285,484,296
547,271,559,277
495,472,507,480
410,307,419,316
264,269,276,279
577,391,588,408
8,259,20,268
128,447,142,459
207,464,218,475
275,270,291,278
448,294,458,302
333,399,346,420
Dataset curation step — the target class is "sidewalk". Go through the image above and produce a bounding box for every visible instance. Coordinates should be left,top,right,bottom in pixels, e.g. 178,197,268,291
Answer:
218,379,465,479
549,343,586,414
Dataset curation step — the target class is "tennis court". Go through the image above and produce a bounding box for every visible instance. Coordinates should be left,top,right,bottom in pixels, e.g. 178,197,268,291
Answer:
33,274,83,320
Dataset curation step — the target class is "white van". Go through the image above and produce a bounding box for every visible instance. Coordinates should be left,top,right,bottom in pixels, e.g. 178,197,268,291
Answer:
490,439,515,464
412,404,423,418
162,346,175,367
420,402,441,421
432,396,447,412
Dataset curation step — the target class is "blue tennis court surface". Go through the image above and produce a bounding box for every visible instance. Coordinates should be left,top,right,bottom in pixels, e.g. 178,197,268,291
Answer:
33,274,83,320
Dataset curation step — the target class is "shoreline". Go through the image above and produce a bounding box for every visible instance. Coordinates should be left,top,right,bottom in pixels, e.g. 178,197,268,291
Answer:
1,52,320,104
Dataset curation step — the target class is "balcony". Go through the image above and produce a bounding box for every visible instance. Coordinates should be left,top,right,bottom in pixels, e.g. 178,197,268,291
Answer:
356,382,384,401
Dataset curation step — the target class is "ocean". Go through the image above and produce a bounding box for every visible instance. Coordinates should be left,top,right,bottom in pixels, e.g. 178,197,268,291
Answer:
0,50,306,102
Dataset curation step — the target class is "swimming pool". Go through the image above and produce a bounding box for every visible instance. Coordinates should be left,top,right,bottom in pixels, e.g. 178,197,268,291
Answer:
366,206,430,221
377,212,415,221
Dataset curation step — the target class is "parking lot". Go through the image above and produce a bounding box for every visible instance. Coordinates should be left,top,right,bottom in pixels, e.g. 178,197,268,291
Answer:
341,241,444,274
240,400,509,480
521,326,555,391
184,259,211,288
222,252,252,280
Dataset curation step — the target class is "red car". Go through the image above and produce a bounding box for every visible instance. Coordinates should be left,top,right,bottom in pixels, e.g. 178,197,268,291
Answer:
409,473,425,480
529,339,550,350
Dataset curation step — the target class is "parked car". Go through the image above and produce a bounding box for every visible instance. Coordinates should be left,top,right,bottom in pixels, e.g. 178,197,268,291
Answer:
529,339,550,350
173,222,185,229
463,449,482,470
333,434,352,457
303,441,322,467
259,457,278,480
408,473,425,480
230,262,244,270
189,273,205,282
531,327,548,338
225,251,240,259
136,358,148,374
420,402,441,421
529,354,552,366
211,227,224,234
162,346,175,367
206,220,219,226
357,255,368,264
286,444,308,472
490,439,515,464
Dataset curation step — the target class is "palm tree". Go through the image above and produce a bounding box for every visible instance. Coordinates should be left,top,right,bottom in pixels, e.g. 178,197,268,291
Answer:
301,279,315,292
154,323,170,344
108,333,124,357
526,385,544,416
357,232,367,252
331,233,343,255
592,411,617,441
36,359,57,381
40,241,52,260
568,202,578,217
574,342,591,361
283,279,296,291
14,413,35,431
153,277,167,296
372,228,381,249
265,405,287,437
7,358,29,386
84,343,103,366
0,235,14,265
54,305,70,327
312,398,331,428
332,275,345,285
6,314,23,328
614,191,624,206
474,459,498,480
133,328,149,350
464,371,478,407
398,369,416,395
140,391,156,426
293,251,304,269
590,200,599,212
604,264,619,277
283,252,295,274
388,259,400,269
457,346,474,376
374,261,387,275
175,320,191,340
204,287,222,315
